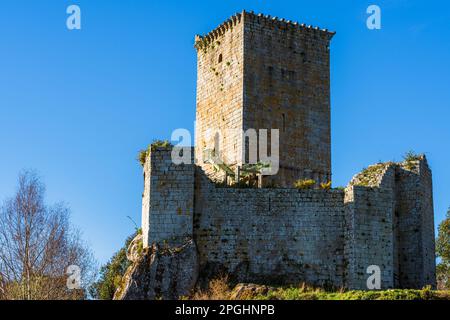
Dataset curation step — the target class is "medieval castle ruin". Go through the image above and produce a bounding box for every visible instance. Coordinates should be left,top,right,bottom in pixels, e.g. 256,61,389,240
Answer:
116,11,436,299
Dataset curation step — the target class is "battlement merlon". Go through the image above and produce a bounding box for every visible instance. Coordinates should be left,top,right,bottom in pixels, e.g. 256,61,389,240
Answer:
194,10,335,51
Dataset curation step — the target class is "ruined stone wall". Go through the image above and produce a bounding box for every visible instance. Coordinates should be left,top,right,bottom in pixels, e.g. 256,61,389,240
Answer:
395,159,436,288
242,13,334,187
142,149,436,291
141,147,195,248
343,158,436,289
194,169,346,287
344,185,395,290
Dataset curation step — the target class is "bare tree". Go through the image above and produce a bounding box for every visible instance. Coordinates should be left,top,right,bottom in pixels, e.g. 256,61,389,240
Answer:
0,171,97,300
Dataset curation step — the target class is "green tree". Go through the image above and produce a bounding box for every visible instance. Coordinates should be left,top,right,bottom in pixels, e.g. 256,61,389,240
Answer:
89,231,138,300
436,208,450,290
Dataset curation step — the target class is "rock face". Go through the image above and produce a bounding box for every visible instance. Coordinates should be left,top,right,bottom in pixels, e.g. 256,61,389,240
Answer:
230,284,274,300
114,238,199,300
126,233,143,263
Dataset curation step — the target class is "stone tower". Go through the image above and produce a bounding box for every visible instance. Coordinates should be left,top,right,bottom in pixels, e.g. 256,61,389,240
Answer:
195,11,335,187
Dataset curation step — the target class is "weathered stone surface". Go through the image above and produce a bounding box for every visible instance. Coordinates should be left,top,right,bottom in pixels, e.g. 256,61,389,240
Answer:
194,11,334,187
126,233,143,263
114,238,199,300
137,12,436,296
230,284,274,300
141,148,436,291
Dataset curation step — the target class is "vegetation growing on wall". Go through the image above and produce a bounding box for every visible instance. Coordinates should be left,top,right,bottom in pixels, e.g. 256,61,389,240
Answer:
403,150,423,170
352,163,389,187
293,179,316,190
137,140,173,167
320,181,332,190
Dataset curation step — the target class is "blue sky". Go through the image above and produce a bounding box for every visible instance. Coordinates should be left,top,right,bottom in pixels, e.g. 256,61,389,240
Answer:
0,0,449,264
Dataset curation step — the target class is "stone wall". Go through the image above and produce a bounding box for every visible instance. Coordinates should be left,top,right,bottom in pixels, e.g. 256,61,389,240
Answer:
344,158,436,289
141,147,195,248
194,170,346,287
344,186,395,289
141,148,436,292
394,158,436,288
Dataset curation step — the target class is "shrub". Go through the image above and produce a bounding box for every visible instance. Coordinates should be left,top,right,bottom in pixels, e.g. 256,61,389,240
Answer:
137,140,172,166
191,275,231,300
436,208,450,290
403,150,422,162
89,229,141,300
403,151,423,170
293,179,316,190
320,181,332,190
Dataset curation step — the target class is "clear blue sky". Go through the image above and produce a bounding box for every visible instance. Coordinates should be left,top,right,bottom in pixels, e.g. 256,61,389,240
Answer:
0,0,449,264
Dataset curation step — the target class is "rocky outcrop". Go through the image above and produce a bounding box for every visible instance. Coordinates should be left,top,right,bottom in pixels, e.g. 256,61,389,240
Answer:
126,233,143,263
114,238,199,300
230,284,274,300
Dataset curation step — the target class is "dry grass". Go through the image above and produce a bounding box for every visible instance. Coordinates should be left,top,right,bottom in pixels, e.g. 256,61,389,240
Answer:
191,275,231,300
293,179,316,190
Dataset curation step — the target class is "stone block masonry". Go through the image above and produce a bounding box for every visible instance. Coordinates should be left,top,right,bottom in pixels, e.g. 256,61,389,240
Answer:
136,11,436,297
194,171,346,287
194,11,334,187
142,147,195,248
141,146,436,290
344,186,395,289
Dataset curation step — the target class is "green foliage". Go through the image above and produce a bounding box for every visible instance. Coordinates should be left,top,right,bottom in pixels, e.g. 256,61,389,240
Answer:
89,230,140,300
403,150,422,162
205,149,271,188
437,263,450,290
437,208,450,289
403,151,423,170
437,208,450,262
253,286,448,300
137,140,172,167
293,179,316,190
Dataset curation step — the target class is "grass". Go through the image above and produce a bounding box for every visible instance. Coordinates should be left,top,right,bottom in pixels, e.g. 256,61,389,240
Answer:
254,285,450,300
186,278,450,300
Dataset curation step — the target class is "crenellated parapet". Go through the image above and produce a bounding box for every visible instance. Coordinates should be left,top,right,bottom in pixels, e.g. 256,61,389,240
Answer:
194,12,243,51
194,10,335,51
